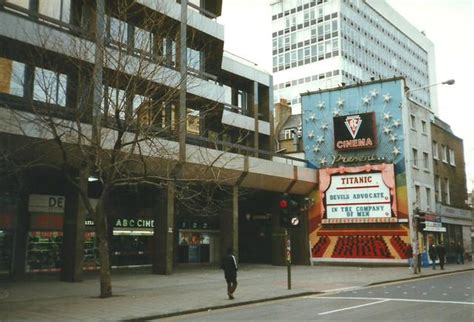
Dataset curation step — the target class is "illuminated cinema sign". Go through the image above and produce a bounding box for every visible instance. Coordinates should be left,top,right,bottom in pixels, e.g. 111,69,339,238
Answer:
333,112,377,151
319,164,398,224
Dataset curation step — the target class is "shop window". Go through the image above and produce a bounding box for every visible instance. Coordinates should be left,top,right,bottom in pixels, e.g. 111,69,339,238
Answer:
0,58,25,97
33,67,67,107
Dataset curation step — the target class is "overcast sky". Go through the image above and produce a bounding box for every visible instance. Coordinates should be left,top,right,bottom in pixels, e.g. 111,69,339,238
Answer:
218,0,474,192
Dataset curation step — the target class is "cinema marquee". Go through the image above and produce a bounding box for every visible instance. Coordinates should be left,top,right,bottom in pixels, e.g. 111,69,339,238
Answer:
334,112,377,151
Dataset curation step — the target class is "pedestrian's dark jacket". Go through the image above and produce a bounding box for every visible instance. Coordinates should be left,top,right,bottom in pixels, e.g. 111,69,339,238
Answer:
428,244,437,260
221,254,238,274
436,244,446,258
456,243,465,255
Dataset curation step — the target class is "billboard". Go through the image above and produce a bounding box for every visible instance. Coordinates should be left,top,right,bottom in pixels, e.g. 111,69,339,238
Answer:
320,164,398,224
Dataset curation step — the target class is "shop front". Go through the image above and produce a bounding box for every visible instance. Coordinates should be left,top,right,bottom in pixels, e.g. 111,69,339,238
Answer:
0,198,15,277
178,219,220,264
110,217,155,268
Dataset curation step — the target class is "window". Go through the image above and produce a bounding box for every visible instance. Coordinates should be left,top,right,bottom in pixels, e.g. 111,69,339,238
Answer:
423,152,429,170
33,67,67,107
441,144,448,163
426,187,431,209
38,0,71,23
415,185,420,206
449,148,455,166
435,175,441,202
284,128,295,140
432,141,438,160
410,114,416,130
187,48,202,71
102,86,126,120
108,16,128,46
0,58,25,97
421,120,427,134
444,178,450,205
412,148,418,167
134,27,153,54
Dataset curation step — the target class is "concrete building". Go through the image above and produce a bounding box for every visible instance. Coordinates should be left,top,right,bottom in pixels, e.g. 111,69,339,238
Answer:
0,0,316,280
271,0,438,114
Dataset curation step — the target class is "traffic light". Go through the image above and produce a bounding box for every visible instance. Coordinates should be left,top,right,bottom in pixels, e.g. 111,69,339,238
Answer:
279,194,301,228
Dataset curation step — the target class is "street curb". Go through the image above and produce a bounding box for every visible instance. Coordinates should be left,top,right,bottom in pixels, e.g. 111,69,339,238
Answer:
125,291,321,321
366,267,474,287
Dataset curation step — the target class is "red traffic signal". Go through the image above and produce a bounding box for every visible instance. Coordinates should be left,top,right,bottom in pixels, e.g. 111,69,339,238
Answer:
279,199,288,209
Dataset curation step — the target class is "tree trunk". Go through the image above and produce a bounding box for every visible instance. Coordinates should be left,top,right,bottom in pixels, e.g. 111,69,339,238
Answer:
95,196,112,298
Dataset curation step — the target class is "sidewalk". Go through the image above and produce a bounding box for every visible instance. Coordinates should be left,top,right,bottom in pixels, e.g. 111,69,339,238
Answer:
1,262,472,321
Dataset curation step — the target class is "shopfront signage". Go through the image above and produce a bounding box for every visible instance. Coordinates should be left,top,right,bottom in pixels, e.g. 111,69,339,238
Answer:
423,221,446,232
28,194,65,214
114,218,154,228
324,172,391,220
333,112,377,151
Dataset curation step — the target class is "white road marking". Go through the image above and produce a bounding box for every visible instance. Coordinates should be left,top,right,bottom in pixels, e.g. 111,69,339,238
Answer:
320,286,360,293
318,299,389,316
310,296,474,306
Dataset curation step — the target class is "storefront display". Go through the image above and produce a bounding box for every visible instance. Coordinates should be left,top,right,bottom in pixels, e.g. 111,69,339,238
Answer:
111,223,154,267
26,231,63,273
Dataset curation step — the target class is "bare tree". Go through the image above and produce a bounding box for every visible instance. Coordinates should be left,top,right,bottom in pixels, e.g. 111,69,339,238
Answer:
0,0,246,298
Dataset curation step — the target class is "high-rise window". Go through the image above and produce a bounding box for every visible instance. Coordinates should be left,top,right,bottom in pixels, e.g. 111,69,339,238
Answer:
102,86,126,120
435,175,441,202
108,17,128,47
444,178,450,204
38,0,71,23
134,27,153,55
410,114,416,130
33,67,67,107
441,144,448,163
423,152,429,170
421,120,427,134
426,187,431,208
0,58,25,97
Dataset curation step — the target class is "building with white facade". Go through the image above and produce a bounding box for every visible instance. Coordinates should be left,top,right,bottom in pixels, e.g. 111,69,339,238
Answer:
271,0,438,114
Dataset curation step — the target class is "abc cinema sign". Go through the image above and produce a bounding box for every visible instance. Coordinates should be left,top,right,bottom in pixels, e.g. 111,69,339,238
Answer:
333,112,377,151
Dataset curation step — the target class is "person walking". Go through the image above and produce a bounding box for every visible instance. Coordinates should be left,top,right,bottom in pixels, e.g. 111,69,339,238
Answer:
436,243,446,270
407,246,413,270
428,242,437,270
221,247,238,300
456,242,465,264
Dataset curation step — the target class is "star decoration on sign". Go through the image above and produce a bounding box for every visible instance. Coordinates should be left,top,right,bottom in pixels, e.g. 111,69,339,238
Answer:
370,89,379,97
320,123,329,131
392,146,400,156
333,109,340,117
362,95,371,105
337,98,345,107
389,134,398,143
392,119,401,128
309,113,317,122
307,131,315,139
313,146,321,153
319,157,328,166
318,101,325,110
316,136,325,144
383,126,392,135
383,93,392,103
383,112,392,121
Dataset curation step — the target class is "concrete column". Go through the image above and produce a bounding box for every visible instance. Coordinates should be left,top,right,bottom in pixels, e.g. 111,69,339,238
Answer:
152,182,175,275
253,81,259,157
11,178,29,280
61,170,87,282
220,186,239,260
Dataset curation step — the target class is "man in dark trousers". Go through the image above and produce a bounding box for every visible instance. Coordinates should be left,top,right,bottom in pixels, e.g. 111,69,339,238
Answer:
428,242,437,270
436,243,446,270
221,247,238,300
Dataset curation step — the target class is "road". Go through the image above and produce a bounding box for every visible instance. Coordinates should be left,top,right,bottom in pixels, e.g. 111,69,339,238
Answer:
162,271,473,321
